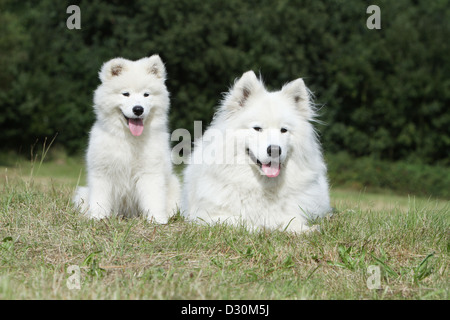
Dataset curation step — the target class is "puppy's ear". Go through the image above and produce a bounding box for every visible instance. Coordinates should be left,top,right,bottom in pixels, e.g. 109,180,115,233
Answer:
99,58,128,82
282,78,314,118
224,71,263,110
145,54,166,80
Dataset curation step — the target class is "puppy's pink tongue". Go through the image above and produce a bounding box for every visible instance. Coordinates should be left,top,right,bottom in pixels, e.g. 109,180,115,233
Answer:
128,119,144,136
261,163,280,177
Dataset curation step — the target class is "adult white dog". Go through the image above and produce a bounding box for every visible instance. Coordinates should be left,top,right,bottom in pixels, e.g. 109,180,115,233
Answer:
73,55,180,223
182,71,331,232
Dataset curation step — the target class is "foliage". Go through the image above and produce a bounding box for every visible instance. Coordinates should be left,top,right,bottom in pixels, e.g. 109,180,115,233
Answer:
327,152,450,199
0,168,448,299
0,0,449,165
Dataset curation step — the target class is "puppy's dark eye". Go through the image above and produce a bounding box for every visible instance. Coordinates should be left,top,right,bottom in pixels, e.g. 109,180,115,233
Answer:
122,92,130,97
144,93,150,97
253,126,262,132
281,128,288,133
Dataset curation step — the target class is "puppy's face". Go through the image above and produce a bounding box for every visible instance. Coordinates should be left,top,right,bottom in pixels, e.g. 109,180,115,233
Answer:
220,71,312,178
93,55,168,136
116,87,153,137
245,125,290,178
237,94,293,178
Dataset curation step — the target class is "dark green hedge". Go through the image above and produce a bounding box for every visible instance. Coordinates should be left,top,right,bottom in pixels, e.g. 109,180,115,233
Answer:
1,0,449,165
327,152,450,199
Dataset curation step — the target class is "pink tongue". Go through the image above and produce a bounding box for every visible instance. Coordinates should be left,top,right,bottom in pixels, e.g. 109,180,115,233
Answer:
128,118,144,136
261,163,281,177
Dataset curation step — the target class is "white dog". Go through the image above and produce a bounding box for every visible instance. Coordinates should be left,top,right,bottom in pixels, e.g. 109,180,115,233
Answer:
182,71,331,232
73,55,180,223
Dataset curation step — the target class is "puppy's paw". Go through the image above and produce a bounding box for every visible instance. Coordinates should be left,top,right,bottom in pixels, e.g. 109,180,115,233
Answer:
147,214,169,225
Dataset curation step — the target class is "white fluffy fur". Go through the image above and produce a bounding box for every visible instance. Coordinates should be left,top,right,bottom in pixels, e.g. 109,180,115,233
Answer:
181,71,331,233
73,55,180,223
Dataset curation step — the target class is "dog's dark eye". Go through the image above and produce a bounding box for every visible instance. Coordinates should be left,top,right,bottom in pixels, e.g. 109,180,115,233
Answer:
253,126,262,132
281,128,288,133
122,92,130,97
144,93,150,97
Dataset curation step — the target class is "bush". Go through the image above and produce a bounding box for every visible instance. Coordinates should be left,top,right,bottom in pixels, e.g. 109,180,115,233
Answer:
326,152,450,198
0,0,449,165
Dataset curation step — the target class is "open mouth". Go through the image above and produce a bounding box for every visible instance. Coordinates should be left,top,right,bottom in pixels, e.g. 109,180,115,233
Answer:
123,114,144,137
246,148,281,178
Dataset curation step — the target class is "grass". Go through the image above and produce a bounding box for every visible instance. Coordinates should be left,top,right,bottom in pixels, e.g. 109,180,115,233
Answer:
0,154,448,300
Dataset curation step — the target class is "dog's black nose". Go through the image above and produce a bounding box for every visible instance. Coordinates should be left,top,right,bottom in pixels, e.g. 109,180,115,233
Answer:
267,145,282,157
132,106,144,116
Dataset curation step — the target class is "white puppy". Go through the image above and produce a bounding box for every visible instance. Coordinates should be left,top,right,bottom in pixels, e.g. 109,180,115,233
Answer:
182,71,331,232
73,55,180,223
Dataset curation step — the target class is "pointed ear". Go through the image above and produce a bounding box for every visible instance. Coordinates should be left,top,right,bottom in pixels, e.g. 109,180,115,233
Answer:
224,71,263,110
99,58,128,82
282,78,313,117
144,54,166,80
282,78,309,104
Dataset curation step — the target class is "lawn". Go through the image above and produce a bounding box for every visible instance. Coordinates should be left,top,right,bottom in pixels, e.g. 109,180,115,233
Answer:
0,155,448,300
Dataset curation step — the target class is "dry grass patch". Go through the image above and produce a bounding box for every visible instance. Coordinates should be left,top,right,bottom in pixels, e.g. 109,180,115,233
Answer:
0,163,448,299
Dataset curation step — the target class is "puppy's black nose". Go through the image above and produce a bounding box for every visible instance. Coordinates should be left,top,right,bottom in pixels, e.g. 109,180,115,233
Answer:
132,106,144,116
267,145,282,157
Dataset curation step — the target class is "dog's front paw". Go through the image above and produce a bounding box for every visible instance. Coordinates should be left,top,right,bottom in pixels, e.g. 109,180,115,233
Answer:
147,215,169,224
85,210,110,220
144,211,169,224
84,211,108,221
288,224,321,234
